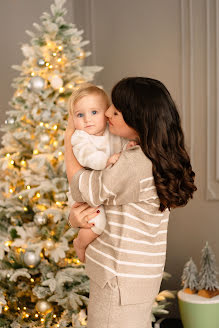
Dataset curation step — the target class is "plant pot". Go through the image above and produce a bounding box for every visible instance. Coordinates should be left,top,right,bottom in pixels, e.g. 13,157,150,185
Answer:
178,290,219,328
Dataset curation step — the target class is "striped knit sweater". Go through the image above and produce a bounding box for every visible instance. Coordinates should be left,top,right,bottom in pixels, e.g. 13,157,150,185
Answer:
70,145,170,305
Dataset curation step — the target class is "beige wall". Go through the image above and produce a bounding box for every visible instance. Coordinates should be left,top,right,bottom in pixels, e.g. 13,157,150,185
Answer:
74,0,219,293
1,0,219,318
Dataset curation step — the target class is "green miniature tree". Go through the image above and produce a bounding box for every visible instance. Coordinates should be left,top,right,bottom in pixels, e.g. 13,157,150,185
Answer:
181,258,199,293
198,242,219,297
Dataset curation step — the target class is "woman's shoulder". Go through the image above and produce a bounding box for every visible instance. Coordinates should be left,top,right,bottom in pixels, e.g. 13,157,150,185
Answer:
123,145,151,161
119,146,153,173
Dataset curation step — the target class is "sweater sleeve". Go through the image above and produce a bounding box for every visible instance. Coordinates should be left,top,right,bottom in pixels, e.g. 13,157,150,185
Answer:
70,146,155,206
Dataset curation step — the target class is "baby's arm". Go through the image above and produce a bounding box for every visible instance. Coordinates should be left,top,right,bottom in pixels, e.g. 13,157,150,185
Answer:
106,153,121,167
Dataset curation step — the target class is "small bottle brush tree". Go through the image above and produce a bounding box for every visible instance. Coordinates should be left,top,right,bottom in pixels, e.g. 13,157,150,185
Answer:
178,244,219,328
181,258,199,294
198,242,219,298
181,242,219,298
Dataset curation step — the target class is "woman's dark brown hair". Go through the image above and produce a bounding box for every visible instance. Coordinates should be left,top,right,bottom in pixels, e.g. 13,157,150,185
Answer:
111,77,197,212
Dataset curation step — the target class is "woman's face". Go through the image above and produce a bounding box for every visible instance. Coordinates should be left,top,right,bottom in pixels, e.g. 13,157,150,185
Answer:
105,104,139,140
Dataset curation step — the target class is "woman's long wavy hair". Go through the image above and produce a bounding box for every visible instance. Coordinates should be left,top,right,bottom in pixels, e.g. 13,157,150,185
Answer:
111,77,197,212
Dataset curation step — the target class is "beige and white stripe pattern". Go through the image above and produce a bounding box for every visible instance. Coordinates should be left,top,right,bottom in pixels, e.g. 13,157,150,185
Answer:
71,146,170,305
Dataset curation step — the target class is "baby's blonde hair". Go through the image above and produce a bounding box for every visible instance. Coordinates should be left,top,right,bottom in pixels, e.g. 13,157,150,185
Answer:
68,83,110,115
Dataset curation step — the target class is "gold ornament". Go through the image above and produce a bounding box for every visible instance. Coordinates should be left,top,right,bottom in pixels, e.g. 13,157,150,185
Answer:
75,77,86,85
35,300,53,314
56,97,66,107
44,239,55,250
77,50,86,59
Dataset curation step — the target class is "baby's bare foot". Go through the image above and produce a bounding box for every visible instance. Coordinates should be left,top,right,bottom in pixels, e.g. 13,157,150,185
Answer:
73,238,86,262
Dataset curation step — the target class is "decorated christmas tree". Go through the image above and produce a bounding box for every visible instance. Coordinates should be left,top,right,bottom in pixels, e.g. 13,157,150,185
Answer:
0,1,174,326
0,1,101,327
181,258,198,294
198,242,219,298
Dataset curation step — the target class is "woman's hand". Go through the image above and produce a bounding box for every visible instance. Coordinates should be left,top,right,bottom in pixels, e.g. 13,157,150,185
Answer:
68,202,100,229
65,111,75,139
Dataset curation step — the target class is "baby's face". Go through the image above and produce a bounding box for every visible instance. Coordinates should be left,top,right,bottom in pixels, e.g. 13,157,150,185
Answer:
72,94,108,136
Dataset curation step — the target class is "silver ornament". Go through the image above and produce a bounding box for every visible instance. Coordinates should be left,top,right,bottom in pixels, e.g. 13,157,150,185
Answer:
5,117,15,125
44,239,55,250
50,75,63,89
34,213,47,226
40,134,50,144
37,58,45,67
23,250,41,268
54,192,67,202
29,76,45,92
35,300,53,314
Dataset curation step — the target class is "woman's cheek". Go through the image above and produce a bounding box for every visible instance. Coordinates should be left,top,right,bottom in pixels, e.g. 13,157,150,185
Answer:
108,124,115,134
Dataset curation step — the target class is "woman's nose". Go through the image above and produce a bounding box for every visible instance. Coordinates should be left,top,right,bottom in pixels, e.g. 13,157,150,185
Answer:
105,106,111,118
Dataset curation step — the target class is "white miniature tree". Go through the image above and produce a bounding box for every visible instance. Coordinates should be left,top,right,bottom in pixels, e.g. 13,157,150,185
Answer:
198,242,219,292
181,258,199,293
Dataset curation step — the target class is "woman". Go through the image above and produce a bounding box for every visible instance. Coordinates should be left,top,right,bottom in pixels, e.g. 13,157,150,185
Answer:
64,77,197,328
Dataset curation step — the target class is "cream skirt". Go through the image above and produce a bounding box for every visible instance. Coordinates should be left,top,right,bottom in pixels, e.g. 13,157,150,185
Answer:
87,277,153,328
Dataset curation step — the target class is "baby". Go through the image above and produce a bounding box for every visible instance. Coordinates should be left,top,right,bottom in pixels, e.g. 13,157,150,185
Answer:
67,83,135,262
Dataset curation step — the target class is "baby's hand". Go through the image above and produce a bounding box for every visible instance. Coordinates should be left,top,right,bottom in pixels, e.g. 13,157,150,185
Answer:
126,140,137,150
106,153,121,167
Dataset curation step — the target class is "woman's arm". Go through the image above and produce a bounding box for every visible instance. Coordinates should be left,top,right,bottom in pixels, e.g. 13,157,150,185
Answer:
64,113,83,184
70,148,147,206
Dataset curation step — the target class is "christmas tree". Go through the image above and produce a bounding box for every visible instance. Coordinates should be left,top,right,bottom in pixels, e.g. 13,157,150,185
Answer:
181,258,198,293
0,1,174,326
0,1,101,327
198,242,219,297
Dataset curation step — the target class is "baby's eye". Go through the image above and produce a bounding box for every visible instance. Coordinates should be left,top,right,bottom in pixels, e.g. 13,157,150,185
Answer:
92,110,97,115
77,113,83,118
114,111,118,116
